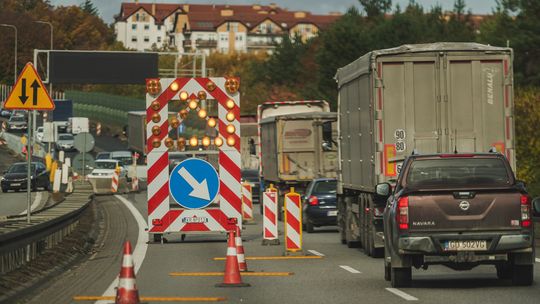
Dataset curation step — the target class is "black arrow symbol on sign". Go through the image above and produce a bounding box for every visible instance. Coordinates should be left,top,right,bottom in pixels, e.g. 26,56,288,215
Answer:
31,80,41,106
19,78,28,104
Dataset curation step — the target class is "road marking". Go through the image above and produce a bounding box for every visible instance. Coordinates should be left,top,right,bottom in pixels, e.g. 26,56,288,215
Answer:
213,255,323,261
75,296,226,302
535,258,540,263
339,265,362,274
170,272,294,276
386,288,418,301
19,191,42,215
96,195,148,304
308,249,325,256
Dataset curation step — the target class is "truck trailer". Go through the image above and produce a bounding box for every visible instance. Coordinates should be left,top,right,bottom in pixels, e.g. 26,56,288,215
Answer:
258,101,338,217
335,43,515,257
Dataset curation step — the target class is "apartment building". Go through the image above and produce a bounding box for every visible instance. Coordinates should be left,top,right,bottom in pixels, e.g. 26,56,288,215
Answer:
114,2,341,53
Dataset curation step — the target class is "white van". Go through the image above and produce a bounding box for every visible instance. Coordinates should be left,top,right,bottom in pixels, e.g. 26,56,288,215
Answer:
68,117,89,134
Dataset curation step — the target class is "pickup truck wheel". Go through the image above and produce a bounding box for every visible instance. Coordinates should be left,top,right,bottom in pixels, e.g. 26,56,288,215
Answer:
306,221,315,233
511,264,533,286
391,267,412,288
384,262,391,281
496,263,512,279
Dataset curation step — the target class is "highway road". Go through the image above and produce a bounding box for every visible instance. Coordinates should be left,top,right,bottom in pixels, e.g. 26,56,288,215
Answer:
19,190,540,304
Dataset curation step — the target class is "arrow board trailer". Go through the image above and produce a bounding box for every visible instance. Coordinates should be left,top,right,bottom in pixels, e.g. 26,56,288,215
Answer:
335,42,515,256
146,77,241,242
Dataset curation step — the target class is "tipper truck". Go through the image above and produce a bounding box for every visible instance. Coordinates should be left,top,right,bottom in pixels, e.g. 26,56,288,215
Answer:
258,100,338,217
335,42,516,257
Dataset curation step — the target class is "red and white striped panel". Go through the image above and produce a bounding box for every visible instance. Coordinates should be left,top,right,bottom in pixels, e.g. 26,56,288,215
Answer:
147,77,241,234
111,171,119,193
285,191,302,252
242,183,254,221
262,191,278,241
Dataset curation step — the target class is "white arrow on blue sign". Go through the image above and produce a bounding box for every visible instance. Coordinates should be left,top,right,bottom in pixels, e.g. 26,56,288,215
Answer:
169,158,220,209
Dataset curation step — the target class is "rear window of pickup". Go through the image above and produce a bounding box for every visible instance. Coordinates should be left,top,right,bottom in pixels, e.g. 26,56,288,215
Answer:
405,158,511,189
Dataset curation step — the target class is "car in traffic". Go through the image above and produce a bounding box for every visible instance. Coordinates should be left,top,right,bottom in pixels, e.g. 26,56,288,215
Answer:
35,126,44,142
110,150,133,168
379,152,538,287
241,169,260,204
1,162,50,192
56,133,75,151
302,178,338,233
1,109,12,118
7,115,27,132
95,152,111,160
87,159,126,178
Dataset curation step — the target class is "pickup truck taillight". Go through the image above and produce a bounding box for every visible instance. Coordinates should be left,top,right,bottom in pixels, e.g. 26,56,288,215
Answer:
520,194,532,228
308,196,319,206
397,196,409,230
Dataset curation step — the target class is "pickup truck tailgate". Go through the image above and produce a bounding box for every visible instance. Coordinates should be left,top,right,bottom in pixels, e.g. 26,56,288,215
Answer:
408,191,522,232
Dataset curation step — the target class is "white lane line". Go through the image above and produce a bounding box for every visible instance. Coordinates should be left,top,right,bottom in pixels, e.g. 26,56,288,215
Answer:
308,249,325,256
535,258,540,263
19,191,42,215
386,288,418,301
339,265,362,274
96,195,148,304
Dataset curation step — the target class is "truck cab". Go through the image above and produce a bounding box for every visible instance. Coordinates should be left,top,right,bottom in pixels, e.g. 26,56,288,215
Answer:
378,152,537,287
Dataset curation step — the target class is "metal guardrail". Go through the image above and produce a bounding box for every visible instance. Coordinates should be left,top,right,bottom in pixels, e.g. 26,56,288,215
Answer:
0,183,93,274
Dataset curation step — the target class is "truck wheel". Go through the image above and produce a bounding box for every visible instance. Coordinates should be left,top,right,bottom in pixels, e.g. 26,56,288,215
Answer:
345,213,360,248
496,263,512,279
384,262,391,281
153,234,162,243
511,264,533,286
391,267,412,288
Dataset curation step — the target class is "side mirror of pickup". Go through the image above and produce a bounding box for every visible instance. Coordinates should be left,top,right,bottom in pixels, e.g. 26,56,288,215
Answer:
532,197,540,217
374,183,391,206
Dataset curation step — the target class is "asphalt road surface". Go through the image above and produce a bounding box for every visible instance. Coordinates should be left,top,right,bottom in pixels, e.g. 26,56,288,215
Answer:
21,190,540,304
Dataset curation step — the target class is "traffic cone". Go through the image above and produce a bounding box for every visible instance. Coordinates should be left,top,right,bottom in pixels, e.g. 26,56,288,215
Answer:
235,225,248,272
115,241,140,304
216,230,250,287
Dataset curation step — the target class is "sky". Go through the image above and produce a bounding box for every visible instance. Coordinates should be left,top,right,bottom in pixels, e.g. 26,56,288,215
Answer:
50,0,498,24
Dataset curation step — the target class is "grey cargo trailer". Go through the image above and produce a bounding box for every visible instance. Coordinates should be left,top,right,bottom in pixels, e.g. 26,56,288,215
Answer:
335,42,515,255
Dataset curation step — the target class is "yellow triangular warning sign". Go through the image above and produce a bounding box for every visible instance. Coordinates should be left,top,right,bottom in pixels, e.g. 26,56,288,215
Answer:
3,62,55,110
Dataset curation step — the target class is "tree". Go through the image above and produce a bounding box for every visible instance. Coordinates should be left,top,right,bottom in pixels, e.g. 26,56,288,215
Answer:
358,0,392,18
80,0,98,17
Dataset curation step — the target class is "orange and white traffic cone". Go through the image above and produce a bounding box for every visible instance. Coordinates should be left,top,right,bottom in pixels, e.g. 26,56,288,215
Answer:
235,225,248,272
216,230,250,287
115,241,140,304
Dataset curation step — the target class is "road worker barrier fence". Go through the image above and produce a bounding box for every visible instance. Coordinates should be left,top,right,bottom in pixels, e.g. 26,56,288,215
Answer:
284,188,303,254
262,190,279,245
0,183,93,275
241,183,254,223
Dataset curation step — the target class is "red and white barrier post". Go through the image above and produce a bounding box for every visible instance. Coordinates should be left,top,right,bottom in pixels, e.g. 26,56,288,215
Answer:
242,183,254,224
284,187,303,254
262,189,279,245
111,171,119,193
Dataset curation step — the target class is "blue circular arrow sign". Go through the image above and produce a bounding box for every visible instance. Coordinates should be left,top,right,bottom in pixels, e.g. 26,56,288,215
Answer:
169,158,220,209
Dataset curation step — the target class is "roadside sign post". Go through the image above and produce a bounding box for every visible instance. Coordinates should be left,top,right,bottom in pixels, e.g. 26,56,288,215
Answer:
74,132,95,178
3,62,55,223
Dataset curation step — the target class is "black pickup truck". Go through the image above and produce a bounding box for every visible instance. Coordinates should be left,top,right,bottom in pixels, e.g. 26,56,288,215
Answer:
376,153,539,287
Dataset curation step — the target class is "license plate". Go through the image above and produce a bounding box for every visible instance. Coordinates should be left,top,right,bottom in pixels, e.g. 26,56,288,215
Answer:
444,240,487,251
11,183,21,186
327,210,338,216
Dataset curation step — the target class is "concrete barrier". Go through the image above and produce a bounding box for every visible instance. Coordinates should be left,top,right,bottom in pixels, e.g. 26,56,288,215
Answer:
0,131,46,159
